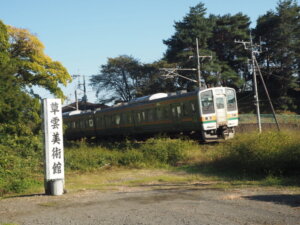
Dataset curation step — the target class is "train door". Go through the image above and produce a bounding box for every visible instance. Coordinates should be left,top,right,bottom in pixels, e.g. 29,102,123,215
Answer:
171,104,182,123
215,96,227,125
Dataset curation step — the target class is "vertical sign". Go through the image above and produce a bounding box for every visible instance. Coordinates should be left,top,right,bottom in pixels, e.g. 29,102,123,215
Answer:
43,99,64,180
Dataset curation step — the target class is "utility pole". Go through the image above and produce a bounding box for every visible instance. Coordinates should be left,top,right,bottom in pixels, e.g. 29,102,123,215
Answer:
250,37,262,133
235,35,280,132
82,75,87,103
75,90,79,110
196,38,201,88
72,74,88,110
160,38,212,88
235,37,262,132
195,38,212,88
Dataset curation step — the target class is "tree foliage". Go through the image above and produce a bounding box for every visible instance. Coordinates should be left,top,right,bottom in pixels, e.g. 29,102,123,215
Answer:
91,1,299,112
0,20,71,138
90,56,182,103
255,0,300,111
7,26,72,99
90,55,143,103
162,3,250,89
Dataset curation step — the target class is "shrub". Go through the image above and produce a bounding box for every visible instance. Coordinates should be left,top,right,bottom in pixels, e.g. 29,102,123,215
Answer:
0,143,42,196
211,131,300,176
140,138,189,166
64,137,191,170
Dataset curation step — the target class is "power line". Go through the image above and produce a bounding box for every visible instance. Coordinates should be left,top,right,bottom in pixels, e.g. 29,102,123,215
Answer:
160,38,212,88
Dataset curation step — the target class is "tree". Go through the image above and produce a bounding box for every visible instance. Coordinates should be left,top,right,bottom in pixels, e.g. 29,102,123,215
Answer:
163,3,245,89
7,26,72,99
137,60,179,96
90,55,143,103
209,13,250,88
164,3,213,63
0,21,40,135
255,0,300,111
1,21,72,136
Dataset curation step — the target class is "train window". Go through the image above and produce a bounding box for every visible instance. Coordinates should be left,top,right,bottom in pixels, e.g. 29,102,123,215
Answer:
148,109,154,121
226,89,237,111
80,120,84,128
121,114,126,124
127,113,132,123
96,117,101,126
89,119,94,127
137,113,141,123
111,116,114,125
72,122,76,128
201,90,215,114
172,107,176,117
157,107,163,119
176,106,182,117
191,102,196,113
142,112,146,121
105,116,110,127
115,115,121,125
182,103,188,116
216,97,225,109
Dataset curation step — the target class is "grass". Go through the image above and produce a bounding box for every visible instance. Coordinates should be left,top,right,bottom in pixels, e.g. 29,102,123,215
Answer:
1,130,300,197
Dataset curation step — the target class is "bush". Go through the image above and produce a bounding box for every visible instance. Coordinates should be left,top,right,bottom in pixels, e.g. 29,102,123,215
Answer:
0,143,42,196
140,138,188,166
211,131,300,176
64,137,191,171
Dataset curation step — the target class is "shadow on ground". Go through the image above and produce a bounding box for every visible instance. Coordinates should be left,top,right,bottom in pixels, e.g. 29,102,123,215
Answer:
178,164,300,187
244,194,300,207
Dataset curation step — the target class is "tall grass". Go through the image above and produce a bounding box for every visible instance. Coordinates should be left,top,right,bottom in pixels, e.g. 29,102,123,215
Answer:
2,130,300,196
65,138,194,171
0,135,43,196
207,131,300,176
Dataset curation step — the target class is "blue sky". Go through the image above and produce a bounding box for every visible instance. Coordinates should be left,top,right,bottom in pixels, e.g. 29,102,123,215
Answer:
1,0,281,103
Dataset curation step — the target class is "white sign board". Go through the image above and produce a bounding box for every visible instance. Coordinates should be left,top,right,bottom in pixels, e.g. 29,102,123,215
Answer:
43,99,64,180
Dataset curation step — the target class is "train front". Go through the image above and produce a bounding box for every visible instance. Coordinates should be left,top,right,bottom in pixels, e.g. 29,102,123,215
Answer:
198,87,238,140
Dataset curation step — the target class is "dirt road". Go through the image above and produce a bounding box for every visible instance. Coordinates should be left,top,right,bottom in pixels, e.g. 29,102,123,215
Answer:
1,185,299,225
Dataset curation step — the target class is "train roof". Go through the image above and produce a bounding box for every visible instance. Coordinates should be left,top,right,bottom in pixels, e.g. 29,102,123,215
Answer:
63,109,93,117
63,87,234,117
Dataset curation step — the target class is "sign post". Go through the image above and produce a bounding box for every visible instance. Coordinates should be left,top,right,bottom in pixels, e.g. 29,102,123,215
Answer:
43,99,65,196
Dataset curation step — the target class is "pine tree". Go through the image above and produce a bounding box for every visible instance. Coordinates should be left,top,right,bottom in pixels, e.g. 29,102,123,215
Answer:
255,0,300,111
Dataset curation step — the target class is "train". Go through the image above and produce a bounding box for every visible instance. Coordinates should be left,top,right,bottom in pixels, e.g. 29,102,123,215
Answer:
63,87,239,141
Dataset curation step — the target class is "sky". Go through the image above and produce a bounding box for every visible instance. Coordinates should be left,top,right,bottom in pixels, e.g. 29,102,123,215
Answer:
1,0,283,104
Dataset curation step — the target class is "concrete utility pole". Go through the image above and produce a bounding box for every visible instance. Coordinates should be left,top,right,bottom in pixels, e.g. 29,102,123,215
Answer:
160,38,212,88
235,35,280,132
72,74,88,110
196,38,201,88
195,38,212,88
235,37,262,133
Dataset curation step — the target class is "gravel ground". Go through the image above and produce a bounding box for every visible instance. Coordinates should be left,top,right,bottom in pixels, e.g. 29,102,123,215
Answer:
0,185,300,225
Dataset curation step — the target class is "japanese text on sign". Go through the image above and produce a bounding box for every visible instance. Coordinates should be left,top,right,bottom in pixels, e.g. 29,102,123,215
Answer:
43,99,64,180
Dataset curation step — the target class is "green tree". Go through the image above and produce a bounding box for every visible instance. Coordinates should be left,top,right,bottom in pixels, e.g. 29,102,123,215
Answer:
90,55,143,103
0,21,40,135
164,3,213,63
7,26,72,99
255,0,300,111
163,3,245,89
137,60,179,96
1,21,71,136
209,13,250,88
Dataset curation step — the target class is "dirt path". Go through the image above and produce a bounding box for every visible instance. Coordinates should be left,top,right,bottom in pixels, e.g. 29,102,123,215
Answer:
1,184,299,225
